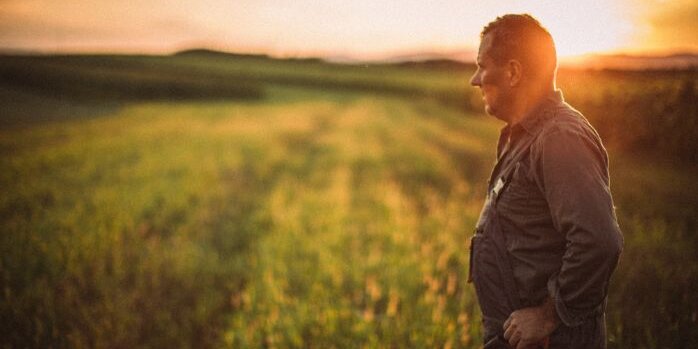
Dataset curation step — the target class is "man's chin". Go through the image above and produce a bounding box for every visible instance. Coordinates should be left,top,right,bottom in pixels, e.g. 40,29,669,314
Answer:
484,106,507,121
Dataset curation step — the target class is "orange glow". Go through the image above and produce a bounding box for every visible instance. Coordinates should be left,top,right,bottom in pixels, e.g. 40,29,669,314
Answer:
494,0,636,58
534,10,633,58
0,0,694,59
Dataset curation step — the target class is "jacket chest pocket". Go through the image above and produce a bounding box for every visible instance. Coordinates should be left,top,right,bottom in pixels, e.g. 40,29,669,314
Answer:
497,161,547,216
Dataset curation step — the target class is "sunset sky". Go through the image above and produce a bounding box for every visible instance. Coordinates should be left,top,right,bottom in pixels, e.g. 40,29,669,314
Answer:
1,0,696,59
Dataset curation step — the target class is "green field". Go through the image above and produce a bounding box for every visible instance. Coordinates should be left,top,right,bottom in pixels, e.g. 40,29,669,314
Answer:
1,53,697,348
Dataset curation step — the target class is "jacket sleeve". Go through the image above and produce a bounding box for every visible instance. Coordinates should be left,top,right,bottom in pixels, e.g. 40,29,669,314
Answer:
531,124,623,327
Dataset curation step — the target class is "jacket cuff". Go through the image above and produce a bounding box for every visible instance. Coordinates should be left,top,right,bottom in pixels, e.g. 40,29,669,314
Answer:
547,274,595,327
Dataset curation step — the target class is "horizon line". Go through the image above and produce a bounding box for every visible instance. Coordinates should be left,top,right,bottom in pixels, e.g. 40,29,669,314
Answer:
2,46,697,70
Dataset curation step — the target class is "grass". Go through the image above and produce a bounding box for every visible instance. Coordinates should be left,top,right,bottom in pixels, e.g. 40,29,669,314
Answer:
0,53,696,348
606,154,698,348
0,92,494,347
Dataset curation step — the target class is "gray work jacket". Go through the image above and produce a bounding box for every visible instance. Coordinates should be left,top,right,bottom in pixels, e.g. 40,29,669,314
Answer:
471,90,623,348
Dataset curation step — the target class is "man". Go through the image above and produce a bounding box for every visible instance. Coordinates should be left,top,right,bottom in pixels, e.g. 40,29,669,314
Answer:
468,14,623,348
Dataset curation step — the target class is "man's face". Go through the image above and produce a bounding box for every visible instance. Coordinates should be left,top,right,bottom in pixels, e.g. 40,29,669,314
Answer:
469,33,512,119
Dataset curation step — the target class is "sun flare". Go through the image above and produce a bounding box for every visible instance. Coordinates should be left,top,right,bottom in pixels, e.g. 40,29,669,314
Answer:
522,2,634,58
547,20,631,58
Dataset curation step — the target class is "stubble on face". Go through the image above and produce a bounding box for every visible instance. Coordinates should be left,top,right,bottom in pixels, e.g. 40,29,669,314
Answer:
470,34,512,121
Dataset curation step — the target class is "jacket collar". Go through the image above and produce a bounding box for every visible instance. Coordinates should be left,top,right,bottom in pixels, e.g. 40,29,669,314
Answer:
496,90,564,159
514,89,564,136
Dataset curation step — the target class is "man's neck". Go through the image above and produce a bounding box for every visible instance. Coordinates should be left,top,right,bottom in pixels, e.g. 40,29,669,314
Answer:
507,84,555,126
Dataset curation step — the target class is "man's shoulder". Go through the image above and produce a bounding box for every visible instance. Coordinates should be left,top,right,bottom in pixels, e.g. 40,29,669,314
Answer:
531,101,608,164
539,102,600,141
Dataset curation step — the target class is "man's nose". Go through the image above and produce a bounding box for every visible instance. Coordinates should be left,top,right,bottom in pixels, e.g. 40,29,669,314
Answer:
470,72,481,87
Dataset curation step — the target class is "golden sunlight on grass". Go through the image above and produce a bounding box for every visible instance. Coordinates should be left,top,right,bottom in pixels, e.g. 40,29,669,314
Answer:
2,52,696,348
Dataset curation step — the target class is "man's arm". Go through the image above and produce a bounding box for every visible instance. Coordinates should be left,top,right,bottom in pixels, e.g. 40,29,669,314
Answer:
503,123,623,348
534,125,624,326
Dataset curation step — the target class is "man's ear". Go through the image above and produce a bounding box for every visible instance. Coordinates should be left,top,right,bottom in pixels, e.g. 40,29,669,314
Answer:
507,59,522,87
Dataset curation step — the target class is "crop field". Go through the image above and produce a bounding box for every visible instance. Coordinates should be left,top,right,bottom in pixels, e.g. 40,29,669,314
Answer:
1,53,697,348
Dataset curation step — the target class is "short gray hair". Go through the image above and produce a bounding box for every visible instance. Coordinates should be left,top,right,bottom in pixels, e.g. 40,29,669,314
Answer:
482,14,557,80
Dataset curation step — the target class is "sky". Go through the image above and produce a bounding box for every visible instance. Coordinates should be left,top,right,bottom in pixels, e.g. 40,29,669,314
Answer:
0,0,696,59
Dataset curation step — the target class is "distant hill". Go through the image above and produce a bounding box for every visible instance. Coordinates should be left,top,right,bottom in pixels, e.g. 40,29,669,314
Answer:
374,49,476,63
174,48,324,64
326,49,698,70
325,49,477,64
389,59,471,71
173,49,271,60
562,53,698,70
6,47,696,71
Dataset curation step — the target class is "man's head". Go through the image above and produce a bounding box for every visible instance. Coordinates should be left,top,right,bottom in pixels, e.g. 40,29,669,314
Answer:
470,14,557,120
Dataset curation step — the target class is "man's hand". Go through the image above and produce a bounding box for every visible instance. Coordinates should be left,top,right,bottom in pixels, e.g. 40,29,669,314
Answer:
503,297,560,349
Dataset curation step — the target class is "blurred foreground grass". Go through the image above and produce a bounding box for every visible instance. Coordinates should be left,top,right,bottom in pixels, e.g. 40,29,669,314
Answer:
0,53,696,348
